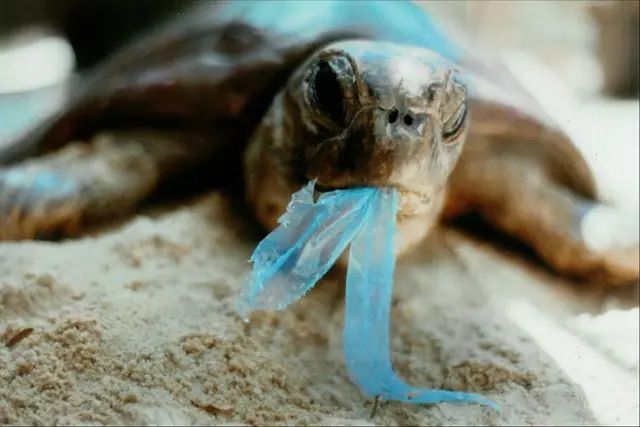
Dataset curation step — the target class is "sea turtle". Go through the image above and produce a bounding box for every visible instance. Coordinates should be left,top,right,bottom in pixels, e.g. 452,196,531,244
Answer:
0,0,637,285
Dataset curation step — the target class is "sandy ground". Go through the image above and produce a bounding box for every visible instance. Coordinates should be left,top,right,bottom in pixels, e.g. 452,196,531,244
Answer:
0,190,606,426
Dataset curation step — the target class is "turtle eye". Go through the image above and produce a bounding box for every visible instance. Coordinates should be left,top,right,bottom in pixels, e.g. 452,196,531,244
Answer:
442,103,467,141
310,61,345,125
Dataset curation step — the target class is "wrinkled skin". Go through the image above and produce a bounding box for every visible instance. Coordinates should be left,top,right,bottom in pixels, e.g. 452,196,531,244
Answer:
245,41,468,257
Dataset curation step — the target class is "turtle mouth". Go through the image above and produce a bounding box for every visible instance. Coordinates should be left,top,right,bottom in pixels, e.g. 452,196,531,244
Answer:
314,182,351,193
313,181,431,210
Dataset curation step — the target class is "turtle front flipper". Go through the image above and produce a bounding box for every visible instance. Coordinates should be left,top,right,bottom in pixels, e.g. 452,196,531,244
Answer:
445,146,639,286
0,130,213,241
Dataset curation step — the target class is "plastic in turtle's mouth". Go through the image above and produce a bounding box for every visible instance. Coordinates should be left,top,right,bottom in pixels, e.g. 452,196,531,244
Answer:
314,182,431,208
314,182,351,193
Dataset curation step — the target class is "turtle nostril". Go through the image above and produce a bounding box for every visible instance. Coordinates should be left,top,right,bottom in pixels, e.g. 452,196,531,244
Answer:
403,114,414,126
388,109,399,124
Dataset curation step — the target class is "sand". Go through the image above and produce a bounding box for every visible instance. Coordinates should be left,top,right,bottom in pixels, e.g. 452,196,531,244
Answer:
1,188,624,426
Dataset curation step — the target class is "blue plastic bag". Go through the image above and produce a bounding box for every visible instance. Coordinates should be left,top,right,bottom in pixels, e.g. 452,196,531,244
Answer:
237,181,499,411
237,181,378,316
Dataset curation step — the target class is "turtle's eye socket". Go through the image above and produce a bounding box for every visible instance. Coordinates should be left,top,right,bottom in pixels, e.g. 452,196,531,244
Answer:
442,103,467,141
310,61,345,125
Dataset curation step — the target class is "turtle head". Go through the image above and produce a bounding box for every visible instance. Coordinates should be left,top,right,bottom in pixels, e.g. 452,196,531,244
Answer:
244,40,467,231
290,40,467,216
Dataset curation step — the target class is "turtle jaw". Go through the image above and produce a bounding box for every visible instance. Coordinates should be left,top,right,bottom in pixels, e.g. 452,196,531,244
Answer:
311,176,444,259
311,175,437,221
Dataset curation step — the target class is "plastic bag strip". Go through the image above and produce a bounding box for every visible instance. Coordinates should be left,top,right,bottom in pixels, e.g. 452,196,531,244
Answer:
343,188,499,410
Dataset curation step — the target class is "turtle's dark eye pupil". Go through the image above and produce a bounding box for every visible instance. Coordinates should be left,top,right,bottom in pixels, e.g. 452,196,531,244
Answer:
312,61,344,124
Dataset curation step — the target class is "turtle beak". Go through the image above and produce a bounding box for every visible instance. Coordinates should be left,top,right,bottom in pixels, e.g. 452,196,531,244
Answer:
305,105,435,198
371,106,436,196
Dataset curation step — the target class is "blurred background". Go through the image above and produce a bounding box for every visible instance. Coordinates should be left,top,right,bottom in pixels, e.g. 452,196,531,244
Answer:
0,0,189,143
0,1,638,425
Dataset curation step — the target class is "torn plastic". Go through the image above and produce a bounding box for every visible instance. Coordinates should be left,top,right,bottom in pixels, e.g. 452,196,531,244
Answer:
236,181,377,316
237,181,499,411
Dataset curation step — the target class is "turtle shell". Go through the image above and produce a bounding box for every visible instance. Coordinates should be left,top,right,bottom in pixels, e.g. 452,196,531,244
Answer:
1,0,596,200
